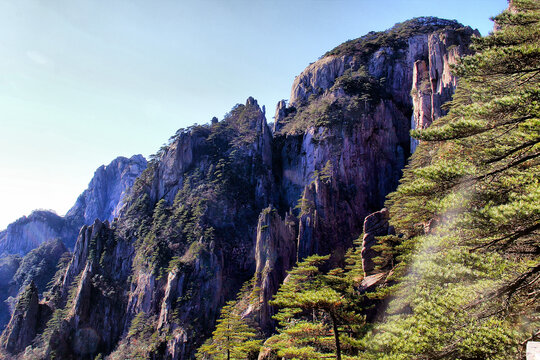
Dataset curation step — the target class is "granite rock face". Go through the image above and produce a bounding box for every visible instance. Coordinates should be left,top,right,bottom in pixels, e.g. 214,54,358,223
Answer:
0,156,146,342
0,211,75,256
252,18,476,340
66,154,148,224
361,208,394,276
39,219,133,358
0,255,22,331
410,28,477,152
0,282,40,354
245,207,297,333
272,17,476,262
0,155,147,257
0,240,68,333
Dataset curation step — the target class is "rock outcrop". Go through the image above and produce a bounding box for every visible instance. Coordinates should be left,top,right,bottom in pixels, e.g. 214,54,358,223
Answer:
0,255,22,331
271,16,476,266
38,219,133,359
40,97,275,359
0,211,75,257
12,240,68,294
245,207,297,333
361,208,394,276
0,240,69,331
410,27,477,152
0,282,40,354
66,155,147,225
247,18,476,342
0,156,146,336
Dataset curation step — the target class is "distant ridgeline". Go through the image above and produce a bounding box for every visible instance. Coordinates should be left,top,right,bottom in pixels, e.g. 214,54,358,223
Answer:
1,3,538,359
0,154,147,257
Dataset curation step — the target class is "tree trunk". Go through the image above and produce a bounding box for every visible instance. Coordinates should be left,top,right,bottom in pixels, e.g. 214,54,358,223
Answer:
330,312,342,360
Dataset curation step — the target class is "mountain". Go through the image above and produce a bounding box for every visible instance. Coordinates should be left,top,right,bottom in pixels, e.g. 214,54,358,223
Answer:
0,155,147,334
1,17,479,360
0,240,68,336
65,154,148,226
0,155,147,257
0,211,76,258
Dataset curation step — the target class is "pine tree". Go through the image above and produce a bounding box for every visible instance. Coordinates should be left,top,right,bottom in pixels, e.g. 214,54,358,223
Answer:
267,255,365,360
363,1,540,358
196,300,261,360
389,0,539,303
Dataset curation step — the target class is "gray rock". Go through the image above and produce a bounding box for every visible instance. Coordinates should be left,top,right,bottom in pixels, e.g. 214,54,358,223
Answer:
361,208,394,276
0,282,39,354
0,211,75,256
66,154,147,225
245,207,297,333
0,155,147,257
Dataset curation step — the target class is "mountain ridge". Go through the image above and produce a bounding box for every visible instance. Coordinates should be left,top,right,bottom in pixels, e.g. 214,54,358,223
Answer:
1,17,480,360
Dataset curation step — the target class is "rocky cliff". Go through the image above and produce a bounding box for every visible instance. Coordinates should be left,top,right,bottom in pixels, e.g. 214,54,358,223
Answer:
0,155,147,257
0,282,41,354
0,211,75,257
0,155,146,337
0,17,476,360
66,154,148,225
0,240,70,333
255,17,476,331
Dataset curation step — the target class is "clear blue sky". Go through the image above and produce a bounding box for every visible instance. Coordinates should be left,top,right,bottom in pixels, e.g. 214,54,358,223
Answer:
0,0,507,229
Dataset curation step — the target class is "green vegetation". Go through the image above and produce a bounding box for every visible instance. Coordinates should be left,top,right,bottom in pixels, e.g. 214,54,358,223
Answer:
278,17,476,136
12,239,68,293
40,272,83,346
108,312,165,360
12,281,37,312
278,95,376,135
331,67,386,100
266,255,366,360
196,299,261,360
325,17,469,58
195,3,539,359
362,1,540,358
126,100,268,281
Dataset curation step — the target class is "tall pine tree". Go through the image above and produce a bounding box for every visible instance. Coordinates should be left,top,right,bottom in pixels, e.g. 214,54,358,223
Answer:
196,299,261,360
364,1,539,358
266,255,365,360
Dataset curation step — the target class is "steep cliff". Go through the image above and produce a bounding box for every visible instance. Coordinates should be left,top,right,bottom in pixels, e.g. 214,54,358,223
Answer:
246,207,297,333
0,255,21,329
255,18,476,330
0,18,476,360
0,155,147,257
0,282,50,354
66,154,148,225
111,97,274,359
0,155,146,338
410,27,476,151
0,211,75,257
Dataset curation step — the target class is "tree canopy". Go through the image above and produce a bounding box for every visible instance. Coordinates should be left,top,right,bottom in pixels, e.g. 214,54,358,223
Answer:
364,1,540,358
